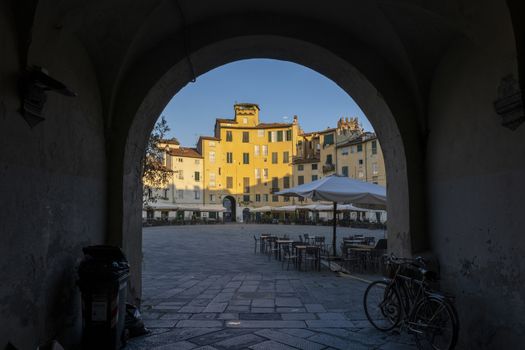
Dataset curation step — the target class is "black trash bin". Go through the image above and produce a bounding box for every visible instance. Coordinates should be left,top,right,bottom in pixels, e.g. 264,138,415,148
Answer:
78,245,130,350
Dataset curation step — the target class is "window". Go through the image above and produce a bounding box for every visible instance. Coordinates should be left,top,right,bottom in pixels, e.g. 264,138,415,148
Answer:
272,195,279,202
342,147,349,155
298,175,304,185
209,151,215,163
272,152,278,164
357,144,363,152
226,152,233,163
263,194,269,202
243,152,250,164
254,145,260,156
209,211,217,219
255,168,261,179
255,194,261,202
283,176,290,189
358,170,364,178
284,196,290,202
326,154,333,165
194,171,200,181
272,177,279,190
286,129,292,141
243,117,248,124
298,164,304,171
218,167,221,175
277,130,283,142
311,163,318,170
178,169,184,180
209,173,216,187
194,187,200,199
242,131,249,143
263,168,268,180
178,190,184,199
359,159,363,165
312,175,318,181
243,195,250,202
177,157,183,163
262,145,268,156
371,140,377,155
163,188,169,199
226,130,232,142
372,176,379,184
324,133,334,145
209,141,215,147
372,163,378,175
351,146,355,153
258,129,264,137
243,177,250,193
342,166,349,177
283,151,289,163
209,194,215,202
226,176,233,189
268,131,272,142
195,159,200,164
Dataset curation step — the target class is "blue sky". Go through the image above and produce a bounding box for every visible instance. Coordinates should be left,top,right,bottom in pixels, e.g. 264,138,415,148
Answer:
161,59,373,147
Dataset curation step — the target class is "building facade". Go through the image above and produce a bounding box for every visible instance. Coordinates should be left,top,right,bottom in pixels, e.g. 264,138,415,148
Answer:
145,104,386,221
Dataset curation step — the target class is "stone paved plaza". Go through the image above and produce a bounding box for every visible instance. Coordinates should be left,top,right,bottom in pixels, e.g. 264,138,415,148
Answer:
127,224,416,349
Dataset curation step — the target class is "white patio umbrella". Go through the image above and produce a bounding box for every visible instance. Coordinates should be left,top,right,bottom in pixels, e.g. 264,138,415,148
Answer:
251,206,273,213
276,174,386,256
271,205,298,212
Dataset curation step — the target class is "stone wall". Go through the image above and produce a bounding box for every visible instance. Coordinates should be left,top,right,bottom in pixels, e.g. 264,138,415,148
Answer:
427,1,525,347
0,3,106,348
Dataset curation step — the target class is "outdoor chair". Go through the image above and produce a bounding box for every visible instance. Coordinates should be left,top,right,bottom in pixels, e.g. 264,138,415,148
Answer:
303,246,320,271
253,235,260,253
303,233,310,243
313,236,327,252
364,236,376,246
281,243,298,270
369,239,387,271
298,235,304,242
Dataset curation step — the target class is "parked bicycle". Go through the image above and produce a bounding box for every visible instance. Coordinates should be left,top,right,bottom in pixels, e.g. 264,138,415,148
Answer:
363,254,459,349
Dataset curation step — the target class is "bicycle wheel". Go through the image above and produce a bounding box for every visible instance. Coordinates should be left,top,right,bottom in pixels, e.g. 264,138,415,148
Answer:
363,280,402,331
411,296,458,350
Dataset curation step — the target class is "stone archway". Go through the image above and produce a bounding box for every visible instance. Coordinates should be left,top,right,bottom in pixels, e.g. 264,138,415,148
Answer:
222,195,236,222
110,34,420,306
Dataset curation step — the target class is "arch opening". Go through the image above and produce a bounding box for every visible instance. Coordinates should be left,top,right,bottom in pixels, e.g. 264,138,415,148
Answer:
110,34,423,305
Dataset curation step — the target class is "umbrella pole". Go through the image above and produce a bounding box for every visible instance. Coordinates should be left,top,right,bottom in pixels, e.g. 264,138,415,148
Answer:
333,202,337,256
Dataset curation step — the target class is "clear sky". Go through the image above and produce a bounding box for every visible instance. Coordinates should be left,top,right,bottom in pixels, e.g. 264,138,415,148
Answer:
161,59,373,147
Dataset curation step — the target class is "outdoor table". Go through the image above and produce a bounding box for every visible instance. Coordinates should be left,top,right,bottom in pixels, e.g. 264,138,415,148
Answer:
295,245,321,271
260,235,275,253
276,240,294,261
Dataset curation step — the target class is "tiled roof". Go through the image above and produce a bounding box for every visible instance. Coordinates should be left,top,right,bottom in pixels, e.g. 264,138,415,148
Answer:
255,123,293,129
199,136,220,141
168,147,203,158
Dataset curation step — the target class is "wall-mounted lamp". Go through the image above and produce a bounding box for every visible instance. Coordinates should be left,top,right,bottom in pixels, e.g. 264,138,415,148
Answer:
494,74,523,130
19,66,77,128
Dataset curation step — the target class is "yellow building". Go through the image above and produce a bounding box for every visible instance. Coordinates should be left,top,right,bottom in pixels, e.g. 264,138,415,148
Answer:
197,103,300,221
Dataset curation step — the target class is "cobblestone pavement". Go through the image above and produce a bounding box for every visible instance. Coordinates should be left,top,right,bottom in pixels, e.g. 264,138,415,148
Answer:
127,224,416,349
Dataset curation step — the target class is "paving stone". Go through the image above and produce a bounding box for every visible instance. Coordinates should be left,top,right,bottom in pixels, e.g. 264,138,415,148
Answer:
255,329,325,350
249,340,301,350
189,328,256,346
238,285,258,292
160,313,192,320
281,313,318,320
176,320,223,328
239,313,281,320
230,299,251,306
307,333,356,350
279,328,317,338
190,313,217,320
251,299,275,308
151,340,197,350
179,306,206,313
217,313,239,320
214,333,266,349
140,328,221,345
251,307,276,313
305,304,327,312
317,312,347,320
275,297,303,307
144,319,177,328
226,305,250,312
151,305,182,311
276,307,307,313
225,320,305,328
306,320,354,328
203,303,228,313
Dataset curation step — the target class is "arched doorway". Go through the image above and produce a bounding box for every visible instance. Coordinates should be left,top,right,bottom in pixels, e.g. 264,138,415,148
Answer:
222,196,236,222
